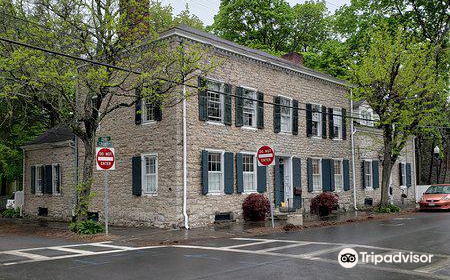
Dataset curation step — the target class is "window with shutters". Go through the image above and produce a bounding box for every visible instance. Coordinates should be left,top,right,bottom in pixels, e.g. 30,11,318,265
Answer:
280,97,292,133
35,165,44,195
312,158,322,192
141,154,158,195
52,164,61,195
208,151,223,193
242,154,256,192
360,108,374,126
243,89,257,128
311,104,322,137
400,162,406,187
333,108,343,139
334,160,343,191
364,160,373,189
207,80,225,123
142,100,156,123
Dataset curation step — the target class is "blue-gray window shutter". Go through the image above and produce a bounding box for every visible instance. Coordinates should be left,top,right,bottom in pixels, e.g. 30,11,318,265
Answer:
224,84,232,126
399,163,404,186
342,108,347,140
361,161,366,189
322,106,327,139
135,86,142,125
330,159,335,192
236,153,243,193
406,163,412,187
322,159,331,192
328,108,334,139
201,150,209,195
292,99,299,135
273,96,281,133
55,164,61,193
154,99,162,121
372,160,379,189
292,157,302,209
306,103,313,137
132,156,142,196
44,165,53,194
307,158,313,192
198,77,208,121
274,156,282,207
257,92,264,129
31,166,36,194
224,152,234,194
257,165,266,193
343,160,350,191
235,87,244,127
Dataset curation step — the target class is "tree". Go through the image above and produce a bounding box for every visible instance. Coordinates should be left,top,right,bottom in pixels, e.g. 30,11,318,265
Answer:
351,26,446,206
0,0,216,219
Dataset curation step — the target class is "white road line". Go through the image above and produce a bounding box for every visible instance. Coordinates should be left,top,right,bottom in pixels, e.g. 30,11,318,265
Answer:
299,245,348,258
415,258,450,273
2,251,50,261
51,247,95,255
88,243,135,250
224,240,275,249
256,242,309,253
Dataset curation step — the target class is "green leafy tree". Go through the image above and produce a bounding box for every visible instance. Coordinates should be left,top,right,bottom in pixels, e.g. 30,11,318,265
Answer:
351,26,446,206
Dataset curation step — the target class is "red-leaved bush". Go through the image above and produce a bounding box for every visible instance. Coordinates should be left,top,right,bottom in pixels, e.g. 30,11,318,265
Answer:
242,193,270,221
310,193,339,216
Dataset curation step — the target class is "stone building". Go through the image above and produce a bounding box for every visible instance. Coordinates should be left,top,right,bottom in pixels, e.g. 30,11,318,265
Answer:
21,25,416,228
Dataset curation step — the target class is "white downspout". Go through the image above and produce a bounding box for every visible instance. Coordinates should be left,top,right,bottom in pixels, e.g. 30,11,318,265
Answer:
21,148,25,217
350,89,358,210
182,84,190,229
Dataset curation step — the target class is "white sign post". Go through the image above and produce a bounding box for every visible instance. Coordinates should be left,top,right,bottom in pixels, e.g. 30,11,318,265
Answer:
257,146,275,228
96,145,115,235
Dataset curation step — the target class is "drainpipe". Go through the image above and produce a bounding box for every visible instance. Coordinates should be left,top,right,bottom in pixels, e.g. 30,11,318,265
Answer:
350,89,358,210
182,83,190,229
20,148,25,217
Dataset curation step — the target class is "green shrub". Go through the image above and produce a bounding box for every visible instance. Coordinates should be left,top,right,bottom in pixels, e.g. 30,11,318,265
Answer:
377,204,401,213
1,208,20,218
69,220,104,234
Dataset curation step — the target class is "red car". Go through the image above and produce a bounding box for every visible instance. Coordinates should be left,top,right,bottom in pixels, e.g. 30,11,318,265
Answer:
419,184,450,210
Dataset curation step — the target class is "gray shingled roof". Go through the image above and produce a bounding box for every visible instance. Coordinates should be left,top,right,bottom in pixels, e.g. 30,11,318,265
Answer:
160,24,348,87
24,125,74,146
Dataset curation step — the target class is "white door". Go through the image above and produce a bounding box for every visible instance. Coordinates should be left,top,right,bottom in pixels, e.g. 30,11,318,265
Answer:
284,157,293,208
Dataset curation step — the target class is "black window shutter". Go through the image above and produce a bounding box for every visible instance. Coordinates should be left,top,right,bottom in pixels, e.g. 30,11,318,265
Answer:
132,156,142,196
330,159,335,192
372,160,379,189
328,108,334,139
306,103,312,137
342,108,347,140
257,92,264,129
198,76,208,121
235,87,244,127
257,165,267,193
224,152,234,194
135,86,142,125
55,164,61,193
44,165,53,194
274,156,283,207
273,96,281,133
292,157,302,209
31,166,36,194
201,150,209,195
399,163,404,186
343,160,350,191
292,99,299,135
154,100,162,121
361,161,366,189
406,163,412,187
322,106,327,139
322,159,331,192
236,153,243,193
224,84,232,126
307,158,313,192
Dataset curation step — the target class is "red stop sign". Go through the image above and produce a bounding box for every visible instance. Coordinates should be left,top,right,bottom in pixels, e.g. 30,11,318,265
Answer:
96,148,115,170
257,146,275,166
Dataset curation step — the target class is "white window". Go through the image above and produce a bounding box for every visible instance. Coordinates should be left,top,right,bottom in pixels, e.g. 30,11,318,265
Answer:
333,108,343,139
207,80,225,122
364,161,373,189
35,165,44,194
142,100,155,123
312,104,322,137
334,160,343,191
312,159,322,191
243,89,257,127
400,162,406,186
360,108,374,126
142,154,158,195
208,152,223,193
280,97,292,133
52,164,61,195
243,154,256,192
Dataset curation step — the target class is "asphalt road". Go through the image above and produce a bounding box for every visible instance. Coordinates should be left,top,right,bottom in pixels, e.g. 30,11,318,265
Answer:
1,211,450,280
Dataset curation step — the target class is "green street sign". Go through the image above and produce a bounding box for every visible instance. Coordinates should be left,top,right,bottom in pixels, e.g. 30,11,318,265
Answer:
97,136,112,147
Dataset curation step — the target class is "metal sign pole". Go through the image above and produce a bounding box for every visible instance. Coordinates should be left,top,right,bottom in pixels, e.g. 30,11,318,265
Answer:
267,168,275,228
104,170,109,235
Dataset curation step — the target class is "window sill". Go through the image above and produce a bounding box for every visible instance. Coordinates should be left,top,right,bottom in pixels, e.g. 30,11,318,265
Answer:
206,121,225,126
365,187,374,191
206,192,224,196
400,185,407,189
243,190,258,194
141,121,157,126
242,126,257,131
142,193,158,197
278,131,293,135
332,138,343,141
311,136,323,140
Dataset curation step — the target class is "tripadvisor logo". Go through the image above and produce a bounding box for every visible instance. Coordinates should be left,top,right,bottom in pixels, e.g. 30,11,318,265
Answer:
338,248,433,268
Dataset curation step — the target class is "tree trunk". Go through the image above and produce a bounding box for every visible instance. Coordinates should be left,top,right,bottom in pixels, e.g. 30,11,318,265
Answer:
428,140,436,184
415,136,422,184
0,175,7,196
78,136,96,220
380,125,396,207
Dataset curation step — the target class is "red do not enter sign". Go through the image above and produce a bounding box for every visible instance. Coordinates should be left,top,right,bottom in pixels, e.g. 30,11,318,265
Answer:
257,146,275,166
96,147,115,170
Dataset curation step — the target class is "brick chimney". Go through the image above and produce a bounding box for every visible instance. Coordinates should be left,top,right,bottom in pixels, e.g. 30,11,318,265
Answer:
119,0,150,41
281,52,304,66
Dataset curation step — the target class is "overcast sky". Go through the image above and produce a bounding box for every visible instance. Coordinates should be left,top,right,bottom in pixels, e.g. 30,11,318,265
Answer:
160,0,351,26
